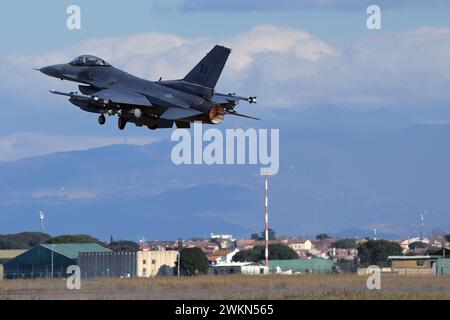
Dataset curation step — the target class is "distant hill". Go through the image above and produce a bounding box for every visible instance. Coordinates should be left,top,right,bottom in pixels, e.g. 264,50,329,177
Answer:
1,107,450,240
0,232,51,249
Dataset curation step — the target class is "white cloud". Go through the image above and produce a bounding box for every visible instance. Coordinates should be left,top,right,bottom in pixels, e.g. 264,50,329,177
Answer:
177,0,450,12
0,132,159,161
224,25,335,71
1,24,450,112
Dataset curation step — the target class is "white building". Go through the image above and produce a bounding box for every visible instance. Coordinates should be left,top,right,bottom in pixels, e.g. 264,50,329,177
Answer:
207,248,240,266
400,237,429,253
209,262,268,275
210,233,235,241
287,240,313,251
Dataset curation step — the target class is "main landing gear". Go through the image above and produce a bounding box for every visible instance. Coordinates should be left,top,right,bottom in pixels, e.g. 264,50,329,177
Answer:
98,114,106,125
118,116,127,130
97,114,127,130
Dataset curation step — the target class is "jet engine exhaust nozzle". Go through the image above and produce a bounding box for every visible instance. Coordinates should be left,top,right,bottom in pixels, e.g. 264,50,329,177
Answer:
209,106,225,124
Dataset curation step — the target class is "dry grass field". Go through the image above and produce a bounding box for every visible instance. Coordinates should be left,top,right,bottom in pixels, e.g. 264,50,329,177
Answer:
1,274,450,300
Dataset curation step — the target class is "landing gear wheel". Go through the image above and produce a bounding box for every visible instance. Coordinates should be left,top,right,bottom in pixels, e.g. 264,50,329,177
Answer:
98,114,106,125
147,123,158,131
118,117,127,130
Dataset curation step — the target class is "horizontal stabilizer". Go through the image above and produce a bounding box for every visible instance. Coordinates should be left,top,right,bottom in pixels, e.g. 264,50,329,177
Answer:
160,107,203,120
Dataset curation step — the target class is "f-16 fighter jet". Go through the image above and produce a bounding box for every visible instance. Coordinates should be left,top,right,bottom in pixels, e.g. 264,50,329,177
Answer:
38,45,258,130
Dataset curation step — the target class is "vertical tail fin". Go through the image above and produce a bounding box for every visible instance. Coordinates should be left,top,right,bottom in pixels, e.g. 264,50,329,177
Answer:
183,45,231,89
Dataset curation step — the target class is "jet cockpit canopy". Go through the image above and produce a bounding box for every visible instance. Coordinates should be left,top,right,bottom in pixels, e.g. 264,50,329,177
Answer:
69,55,110,67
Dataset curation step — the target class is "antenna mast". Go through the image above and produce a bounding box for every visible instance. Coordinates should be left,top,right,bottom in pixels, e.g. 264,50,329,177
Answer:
420,212,425,241
39,210,45,232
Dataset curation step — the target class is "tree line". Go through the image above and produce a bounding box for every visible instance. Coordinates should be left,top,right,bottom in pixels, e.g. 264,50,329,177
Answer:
0,232,139,252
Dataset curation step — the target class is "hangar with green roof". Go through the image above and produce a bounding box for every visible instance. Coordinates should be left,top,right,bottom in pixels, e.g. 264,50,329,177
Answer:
3,243,111,279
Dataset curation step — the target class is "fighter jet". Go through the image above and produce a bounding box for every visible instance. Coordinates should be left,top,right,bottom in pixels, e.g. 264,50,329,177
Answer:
37,45,258,130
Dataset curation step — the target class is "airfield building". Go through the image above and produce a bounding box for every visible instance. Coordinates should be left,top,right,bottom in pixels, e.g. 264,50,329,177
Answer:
137,250,179,277
3,243,111,279
208,262,268,275
78,251,137,278
269,258,335,274
0,250,27,280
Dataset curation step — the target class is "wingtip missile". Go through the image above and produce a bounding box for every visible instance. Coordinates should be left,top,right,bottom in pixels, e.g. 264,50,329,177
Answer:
248,96,257,104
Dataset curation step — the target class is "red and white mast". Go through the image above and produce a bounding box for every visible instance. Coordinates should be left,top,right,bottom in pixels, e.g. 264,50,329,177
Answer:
265,175,269,270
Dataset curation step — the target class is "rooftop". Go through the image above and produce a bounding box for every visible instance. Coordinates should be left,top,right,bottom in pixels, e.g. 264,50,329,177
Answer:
388,255,431,260
41,243,112,259
0,250,27,259
212,262,257,267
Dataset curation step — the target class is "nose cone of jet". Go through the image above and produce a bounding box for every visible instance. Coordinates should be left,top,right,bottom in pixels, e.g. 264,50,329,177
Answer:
38,65,63,78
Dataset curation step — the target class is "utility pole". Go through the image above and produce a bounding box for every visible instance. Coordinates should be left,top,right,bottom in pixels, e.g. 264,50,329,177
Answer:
265,175,269,271
177,237,182,277
51,243,54,279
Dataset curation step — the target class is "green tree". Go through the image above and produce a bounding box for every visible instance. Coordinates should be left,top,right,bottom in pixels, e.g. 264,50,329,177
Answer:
174,247,208,276
46,234,101,244
445,234,450,242
358,240,402,267
108,240,140,252
0,232,52,249
333,239,358,249
316,233,330,240
259,228,277,241
233,248,261,262
250,233,259,240
233,244,298,262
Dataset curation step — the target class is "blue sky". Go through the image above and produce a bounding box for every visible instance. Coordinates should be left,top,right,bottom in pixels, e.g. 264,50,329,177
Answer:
1,1,450,53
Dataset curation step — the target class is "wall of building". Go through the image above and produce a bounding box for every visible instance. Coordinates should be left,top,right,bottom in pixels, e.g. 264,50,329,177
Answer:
392,259,432,269
209,265,266,275
137,250,179,277
0,250,27,265
269,258,334,274
436,258,450,275
78,252,137,278
4,247,75,279
395,268,433,276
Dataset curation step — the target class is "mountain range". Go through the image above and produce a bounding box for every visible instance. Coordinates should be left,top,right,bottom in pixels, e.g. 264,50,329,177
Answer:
1,106,450,240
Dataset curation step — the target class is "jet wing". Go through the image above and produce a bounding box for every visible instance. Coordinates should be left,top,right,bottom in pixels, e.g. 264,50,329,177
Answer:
160,107,203,120
93,88,152,107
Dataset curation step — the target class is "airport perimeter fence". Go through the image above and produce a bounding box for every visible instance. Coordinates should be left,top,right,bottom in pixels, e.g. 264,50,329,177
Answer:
3,265,72,279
